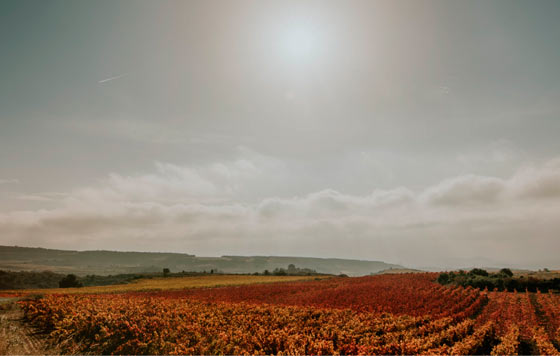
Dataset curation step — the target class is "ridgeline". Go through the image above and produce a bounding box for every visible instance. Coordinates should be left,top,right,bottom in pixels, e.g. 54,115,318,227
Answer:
0,245,402,277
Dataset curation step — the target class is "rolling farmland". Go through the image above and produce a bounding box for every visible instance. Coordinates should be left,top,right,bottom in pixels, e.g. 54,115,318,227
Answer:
15,273,560,355
2,274,327,296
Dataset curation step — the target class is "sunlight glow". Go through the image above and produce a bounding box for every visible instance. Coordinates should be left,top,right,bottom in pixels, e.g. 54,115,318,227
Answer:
279,25,320,62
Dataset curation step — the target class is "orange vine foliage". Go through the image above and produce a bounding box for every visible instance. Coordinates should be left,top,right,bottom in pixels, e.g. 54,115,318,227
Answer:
18,273,560,355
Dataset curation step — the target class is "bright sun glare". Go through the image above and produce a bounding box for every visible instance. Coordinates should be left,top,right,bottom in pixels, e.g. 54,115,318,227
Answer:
280,26,320,61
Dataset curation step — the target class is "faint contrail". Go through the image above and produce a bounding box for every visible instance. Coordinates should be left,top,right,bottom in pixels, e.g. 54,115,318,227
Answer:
98,74,127,84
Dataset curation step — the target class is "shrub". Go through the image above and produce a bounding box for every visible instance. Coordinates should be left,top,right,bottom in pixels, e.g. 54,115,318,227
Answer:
59,274,82,288
437,272,450,284
499,268,513,277
469,268,489,277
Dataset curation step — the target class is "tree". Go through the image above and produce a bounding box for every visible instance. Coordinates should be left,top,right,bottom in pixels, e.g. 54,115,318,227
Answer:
59,274,82,288
469,268,489,277
437,272,450,284
163,268,170,277
263,269,270,275
287,264,296,273
499,268,513,277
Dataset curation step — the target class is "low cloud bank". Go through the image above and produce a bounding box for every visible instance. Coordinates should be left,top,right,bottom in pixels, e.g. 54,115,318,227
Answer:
2,157,560,269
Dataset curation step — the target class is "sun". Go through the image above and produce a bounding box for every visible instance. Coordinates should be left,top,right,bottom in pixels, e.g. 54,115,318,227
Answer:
279,24,322,63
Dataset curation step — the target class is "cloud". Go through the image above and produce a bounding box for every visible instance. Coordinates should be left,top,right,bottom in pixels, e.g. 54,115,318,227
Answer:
64,117,247,146
508,158,560,199
421,175,506,206
1,156,560,269
457,139,523,167
421,158,560,205
257,187,415,219
17,194,54,202
66,149,278,206
0,179,19,184
438,86,450,95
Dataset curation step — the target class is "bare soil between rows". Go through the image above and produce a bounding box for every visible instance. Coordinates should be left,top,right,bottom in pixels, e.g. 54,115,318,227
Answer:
0,299,58,355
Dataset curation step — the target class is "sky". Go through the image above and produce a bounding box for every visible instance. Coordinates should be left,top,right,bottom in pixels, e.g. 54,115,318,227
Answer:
1,0,560,269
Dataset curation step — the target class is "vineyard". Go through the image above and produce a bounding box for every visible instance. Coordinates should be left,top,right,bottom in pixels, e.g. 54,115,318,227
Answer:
18,273,560,355
1,274,328,296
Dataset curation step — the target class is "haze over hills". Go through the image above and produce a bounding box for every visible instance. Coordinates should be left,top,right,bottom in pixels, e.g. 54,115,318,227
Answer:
0,246,403,277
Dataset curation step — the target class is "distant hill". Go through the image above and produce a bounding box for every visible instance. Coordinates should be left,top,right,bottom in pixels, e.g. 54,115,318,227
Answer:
0,246,402,277
375,268,424,274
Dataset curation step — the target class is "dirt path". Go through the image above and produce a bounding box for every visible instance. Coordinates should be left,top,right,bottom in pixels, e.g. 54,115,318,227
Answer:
0,299,57,355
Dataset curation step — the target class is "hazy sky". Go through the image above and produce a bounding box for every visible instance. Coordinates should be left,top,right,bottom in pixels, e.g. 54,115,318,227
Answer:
1,0,560,269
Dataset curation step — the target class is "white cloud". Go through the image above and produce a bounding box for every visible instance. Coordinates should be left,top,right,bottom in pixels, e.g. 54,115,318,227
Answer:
456,139,525,172
64,149,279,206
507,158,560,199
2,157,560,269
17,194,54,202
0,179,19,184
421,175,506,206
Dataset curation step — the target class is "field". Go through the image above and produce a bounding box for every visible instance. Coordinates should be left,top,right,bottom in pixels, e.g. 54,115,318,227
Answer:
1,274,328,296
10,273,559,355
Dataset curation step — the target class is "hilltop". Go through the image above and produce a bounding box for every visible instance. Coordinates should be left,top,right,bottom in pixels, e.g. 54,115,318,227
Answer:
0,245,402,277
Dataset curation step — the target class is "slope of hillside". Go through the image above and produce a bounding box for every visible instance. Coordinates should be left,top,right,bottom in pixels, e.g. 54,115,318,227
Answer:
0,246,402,276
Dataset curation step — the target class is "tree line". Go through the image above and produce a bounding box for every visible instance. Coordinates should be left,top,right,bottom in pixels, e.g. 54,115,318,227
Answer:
437,268,560,292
